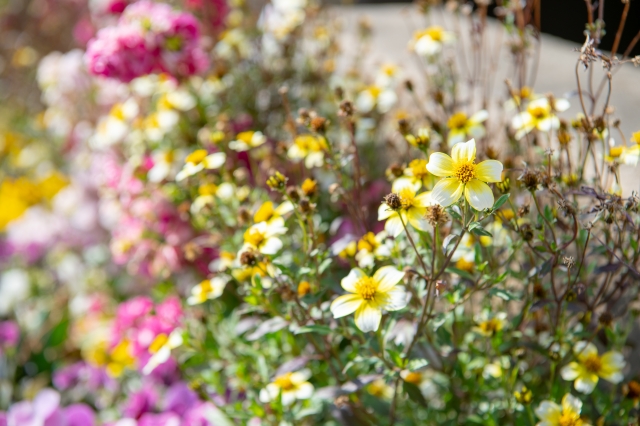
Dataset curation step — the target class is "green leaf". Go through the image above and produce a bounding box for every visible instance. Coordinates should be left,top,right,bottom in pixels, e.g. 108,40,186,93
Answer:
408,358,429,371
446,267,475,281
294,325,331,335
403,381,428,407
469,222,493,237
387,349,404,367
318,258,332,274
492,193,510,210
489,288,518,301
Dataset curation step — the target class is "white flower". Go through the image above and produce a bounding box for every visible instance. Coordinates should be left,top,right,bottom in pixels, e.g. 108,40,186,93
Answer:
259,369,314,405
187,276,228,305
241,219,288,255
229,131,267,152
176,149,226,181
142,330,183,375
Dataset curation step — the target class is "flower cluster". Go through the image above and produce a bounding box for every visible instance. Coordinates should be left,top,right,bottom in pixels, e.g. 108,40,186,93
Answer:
86,1,209,82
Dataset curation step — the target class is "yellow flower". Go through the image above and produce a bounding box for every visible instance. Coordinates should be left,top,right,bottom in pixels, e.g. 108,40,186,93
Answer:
288,135,327,168
512,98,565,140
377,179,433,237
535,393,590,426
472,312,507,337
446,110,488,145
176,149,226,181
300,178,318,197
561,341,625,394
259,369,314,405
631,131,640,145
228,131,267,152
402,159,432,189
297,281,312,297
411,26,454,57
337,240,357,259
104,339,136,378
605,144,640,166
142,330,183,375
426,138,503,210
355,231,391,268
405,128,433,150
241,219,287,255
187,276,228,305
253,200,293,225
330,266,407,332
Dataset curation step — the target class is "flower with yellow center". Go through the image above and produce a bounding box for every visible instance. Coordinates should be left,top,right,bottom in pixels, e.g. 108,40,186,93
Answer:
288,135,328,168
535,393,590,426
259,369,314,405
427,138,503,210
253,200,294,225
187,276,228,305
605,144,640,166
356,85,398,114
103,339,136,378
142,330,183,375
631,131,640,145
229,130,267,152
512,98,564,140
355,231,391,268
378,179,433,238
241,219,287,255
561,341,625,394
176,149,226,181
90,98,138,148
446,110,488,145
410,26,455,57
505,86,535,110
472,312,507,337
400,159,432,190
330,266,407,332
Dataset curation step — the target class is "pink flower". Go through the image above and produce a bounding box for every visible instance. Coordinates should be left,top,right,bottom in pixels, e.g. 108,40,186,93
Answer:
86,25,157,82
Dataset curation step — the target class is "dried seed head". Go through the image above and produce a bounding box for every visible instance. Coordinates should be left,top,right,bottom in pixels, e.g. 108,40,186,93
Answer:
386,163,405,180
310,116,328,133
598,312,613,327
558,199,576,216
286,186,300,201
626,380,640,400
299,198,313,214
519,169,540,191
518,203,530,217
297,108,310,125
563,256,575,269
426,204,448,227
520,224,534,241
383,193,402,211
240,249,258,266
237,207,251,225
485,145,499,160
404,79,414,92
338,100,355,117
397,118,411,135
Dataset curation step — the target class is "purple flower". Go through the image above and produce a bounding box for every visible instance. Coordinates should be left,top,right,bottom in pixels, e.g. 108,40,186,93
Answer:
0,321,19,348
4,389,95,426
163,382,198,416
123,385,158,419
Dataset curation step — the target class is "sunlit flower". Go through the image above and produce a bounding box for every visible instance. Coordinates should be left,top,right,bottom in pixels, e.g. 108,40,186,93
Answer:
90,99,139,148
176,149,226,181
330,266,407,332
287,134,327,168
142,329,183,375
355,231,391,268
505,86,535,110
447,110,488,145
187,276,228,305
259,369,314,405
378,179,432,237
606,144,640,166
426,138,503,210
512,98,567,140
375,63,400,88
253,200,294,225
472,311,507,337
229,131,267,152
232,260,278,288
561,341,625,394
410,26,454,57
535,393,590,426
241,220,287,255
355,85,397,114
400,159,432,190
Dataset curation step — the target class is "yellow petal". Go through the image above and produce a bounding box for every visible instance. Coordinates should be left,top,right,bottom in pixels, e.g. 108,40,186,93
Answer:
475,160,503,183
431,178,464,207
464,179,494,210
451,139,476,163
426,153,455,177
